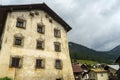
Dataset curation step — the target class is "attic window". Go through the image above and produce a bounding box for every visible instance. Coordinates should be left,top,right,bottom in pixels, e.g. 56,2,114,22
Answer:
35,11,39,15
16,18,26,29
30,12,34,17
49,19,52,23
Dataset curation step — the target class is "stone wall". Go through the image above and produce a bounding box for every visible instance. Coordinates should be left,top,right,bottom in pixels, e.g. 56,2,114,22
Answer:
0,10,74,80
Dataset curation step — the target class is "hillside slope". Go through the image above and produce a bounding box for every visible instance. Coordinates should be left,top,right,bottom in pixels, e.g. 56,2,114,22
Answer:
69,42,115,63
109,45,120,59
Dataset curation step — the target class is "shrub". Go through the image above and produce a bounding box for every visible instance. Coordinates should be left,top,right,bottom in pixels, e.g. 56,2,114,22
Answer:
0,77,12,80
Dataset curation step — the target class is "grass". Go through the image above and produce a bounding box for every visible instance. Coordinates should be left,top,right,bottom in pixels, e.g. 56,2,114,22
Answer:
77,60,98,65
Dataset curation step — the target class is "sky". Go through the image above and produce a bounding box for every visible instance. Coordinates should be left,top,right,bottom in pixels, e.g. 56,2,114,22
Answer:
1,0,120,51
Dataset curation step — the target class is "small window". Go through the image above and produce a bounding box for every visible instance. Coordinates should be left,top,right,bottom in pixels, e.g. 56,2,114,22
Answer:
37,24,45,34
36,40,44,50
16,18,26,29
55,59,62,69
54,29,61,38
35,59,45,69
49,19,52,23
54,42,61,52
56,79,62,80
14,37,23,46
9,57,22,68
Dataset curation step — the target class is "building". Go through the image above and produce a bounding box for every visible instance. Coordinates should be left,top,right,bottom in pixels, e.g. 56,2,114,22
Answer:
115,56,120,80
0,3,74,80
88,68,109,80
72,63,90,80
104,65,119,80
72,63,83,80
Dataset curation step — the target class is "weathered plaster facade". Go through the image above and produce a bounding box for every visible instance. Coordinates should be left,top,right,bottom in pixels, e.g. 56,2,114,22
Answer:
0,4,74,80
89,69,108,80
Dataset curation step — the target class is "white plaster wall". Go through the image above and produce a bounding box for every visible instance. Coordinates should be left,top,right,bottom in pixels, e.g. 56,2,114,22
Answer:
0,10,74,80
97,73,109,80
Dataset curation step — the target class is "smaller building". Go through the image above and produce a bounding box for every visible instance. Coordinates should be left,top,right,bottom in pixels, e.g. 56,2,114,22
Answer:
88,68,108,80
72,63,83,80
104,65,119,80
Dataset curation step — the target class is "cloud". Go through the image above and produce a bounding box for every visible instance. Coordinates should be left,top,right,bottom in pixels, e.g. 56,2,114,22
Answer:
1,0,120,51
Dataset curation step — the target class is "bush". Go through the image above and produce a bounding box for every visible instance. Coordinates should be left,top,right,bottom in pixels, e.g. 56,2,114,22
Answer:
0,77,12,80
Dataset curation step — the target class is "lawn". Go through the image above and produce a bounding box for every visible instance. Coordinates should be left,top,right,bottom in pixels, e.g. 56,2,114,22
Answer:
77,60,98,65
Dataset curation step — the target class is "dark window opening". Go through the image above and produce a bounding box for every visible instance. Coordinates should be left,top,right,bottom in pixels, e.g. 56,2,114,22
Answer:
56,79,61,80
16,18,26,29
10,57,20,68
54,42,61,52
54,29,61,38
37,24,45,34
36,41,44,49
55,59,62,69
49,19,52,23
36,59,44,68
14,37,22,46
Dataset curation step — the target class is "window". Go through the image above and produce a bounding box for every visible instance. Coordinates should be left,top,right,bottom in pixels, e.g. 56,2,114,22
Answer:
54,29,61,38
49,19,52,23
55,59,62,69
9,57,22,68
56,78,62,80
35,59,45,69
37,24,45,34
36,40,44,49
54,42,61,52
14,37,23,46
16,18,26,28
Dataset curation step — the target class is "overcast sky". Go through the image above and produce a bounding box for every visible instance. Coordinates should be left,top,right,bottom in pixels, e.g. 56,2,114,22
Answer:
1,0,120,51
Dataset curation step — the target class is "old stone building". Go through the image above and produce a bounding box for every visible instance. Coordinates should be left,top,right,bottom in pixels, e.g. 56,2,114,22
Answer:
0,3,74,80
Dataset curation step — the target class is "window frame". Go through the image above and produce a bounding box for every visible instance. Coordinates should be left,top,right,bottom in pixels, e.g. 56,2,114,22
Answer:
54,42,61,52
16,18,26,29
9,56,23,68
35,58,45,69
54,29,61,38
37,23,45,34
55,59,62,70
36,40,44,50
14,36,24,47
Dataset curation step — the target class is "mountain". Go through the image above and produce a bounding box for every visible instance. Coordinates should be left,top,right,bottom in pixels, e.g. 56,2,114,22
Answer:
69,42,117,64
109,45,120,59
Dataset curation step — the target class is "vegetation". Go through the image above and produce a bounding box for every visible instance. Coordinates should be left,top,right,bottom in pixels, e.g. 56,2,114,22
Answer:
77,60,97,64
0,77,12,80
69,42,116,64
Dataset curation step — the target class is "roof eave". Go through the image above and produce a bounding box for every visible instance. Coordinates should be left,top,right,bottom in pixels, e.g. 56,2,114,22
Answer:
1,3,72,32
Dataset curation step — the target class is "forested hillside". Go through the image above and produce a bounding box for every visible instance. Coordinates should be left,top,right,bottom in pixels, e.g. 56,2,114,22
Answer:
69,42,118,64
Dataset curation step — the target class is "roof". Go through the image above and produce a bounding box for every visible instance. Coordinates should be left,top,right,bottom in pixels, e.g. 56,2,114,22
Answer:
108,65,119,70
0,3,72,36
91,68,108,73
72,64,83,73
